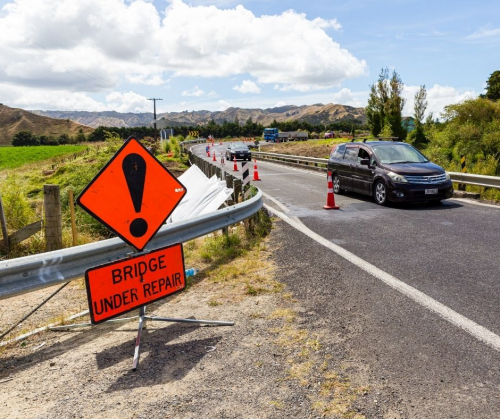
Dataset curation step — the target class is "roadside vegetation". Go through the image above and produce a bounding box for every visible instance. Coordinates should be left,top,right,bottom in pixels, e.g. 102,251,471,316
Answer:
0,133,189,258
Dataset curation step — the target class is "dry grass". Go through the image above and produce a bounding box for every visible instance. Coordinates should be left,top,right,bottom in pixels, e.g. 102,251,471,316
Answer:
264,138,347,159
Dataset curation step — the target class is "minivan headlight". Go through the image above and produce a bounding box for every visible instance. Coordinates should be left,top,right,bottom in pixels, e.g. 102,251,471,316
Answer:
445,172,451,180
387,171,408,183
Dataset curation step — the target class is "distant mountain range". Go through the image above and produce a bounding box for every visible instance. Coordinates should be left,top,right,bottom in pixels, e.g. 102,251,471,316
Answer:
0,104,94,146
0,103,366,146
33,103,366,129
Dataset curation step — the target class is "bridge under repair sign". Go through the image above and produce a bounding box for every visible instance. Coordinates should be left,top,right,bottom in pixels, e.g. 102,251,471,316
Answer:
85,243,186,324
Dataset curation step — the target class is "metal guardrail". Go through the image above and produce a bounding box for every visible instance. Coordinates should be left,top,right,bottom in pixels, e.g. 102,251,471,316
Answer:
253,151,328,166
0,190,263,300
446,172,500,189
252,151,500,190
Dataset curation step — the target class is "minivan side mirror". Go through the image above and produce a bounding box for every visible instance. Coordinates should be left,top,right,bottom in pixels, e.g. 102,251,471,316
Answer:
360,158,370,166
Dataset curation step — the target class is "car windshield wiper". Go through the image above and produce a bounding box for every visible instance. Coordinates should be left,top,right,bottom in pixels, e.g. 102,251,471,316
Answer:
389,160,427,164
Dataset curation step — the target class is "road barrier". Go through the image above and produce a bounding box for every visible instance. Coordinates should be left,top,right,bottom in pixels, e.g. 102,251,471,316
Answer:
251,152,500,190
0,179,262,301
323,172,339,210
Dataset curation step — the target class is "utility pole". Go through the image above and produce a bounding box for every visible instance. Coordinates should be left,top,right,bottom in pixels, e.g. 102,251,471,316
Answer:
148,98,163,141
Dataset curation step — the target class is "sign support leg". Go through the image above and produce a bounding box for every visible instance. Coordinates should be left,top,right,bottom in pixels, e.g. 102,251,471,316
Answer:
132,305,146,370
51,305,234,371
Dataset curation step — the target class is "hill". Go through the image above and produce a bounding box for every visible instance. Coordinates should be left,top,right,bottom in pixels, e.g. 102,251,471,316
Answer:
31,110,154,129
157,104,366,128
0,105,94,146
33,103,366,129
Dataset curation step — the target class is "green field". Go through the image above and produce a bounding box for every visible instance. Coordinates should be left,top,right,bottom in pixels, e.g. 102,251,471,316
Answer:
0,145,88,170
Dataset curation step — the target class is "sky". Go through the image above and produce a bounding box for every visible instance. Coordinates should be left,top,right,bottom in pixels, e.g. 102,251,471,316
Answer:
0,0,499,118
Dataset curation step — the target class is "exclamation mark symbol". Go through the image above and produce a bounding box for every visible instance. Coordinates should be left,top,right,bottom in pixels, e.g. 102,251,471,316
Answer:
123,153,148,238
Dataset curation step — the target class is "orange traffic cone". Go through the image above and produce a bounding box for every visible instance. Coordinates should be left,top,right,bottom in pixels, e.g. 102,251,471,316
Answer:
323,171,339,209
213,152,217,162
233,156,239,171
252,159,261,181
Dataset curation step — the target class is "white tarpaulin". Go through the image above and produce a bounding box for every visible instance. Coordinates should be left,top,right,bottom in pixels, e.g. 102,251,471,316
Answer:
167,165,233,223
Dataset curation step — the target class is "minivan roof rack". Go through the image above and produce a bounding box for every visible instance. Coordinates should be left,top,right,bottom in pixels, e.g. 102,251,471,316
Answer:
377,137,400,142
350,137,371,143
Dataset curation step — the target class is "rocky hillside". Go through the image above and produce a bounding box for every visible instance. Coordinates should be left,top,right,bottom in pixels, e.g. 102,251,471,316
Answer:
31,110,154,129
33,103,366,128
0,105,94,146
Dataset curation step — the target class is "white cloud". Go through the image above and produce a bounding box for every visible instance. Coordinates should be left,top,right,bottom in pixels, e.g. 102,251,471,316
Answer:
467,26,500,39
0,0,162,92
158,1,366,91
0,0,366,103
105,91,151,113
403,84,477,118
274,101,287,107
218,100,232,111
233,80,261,94
181,86,205,97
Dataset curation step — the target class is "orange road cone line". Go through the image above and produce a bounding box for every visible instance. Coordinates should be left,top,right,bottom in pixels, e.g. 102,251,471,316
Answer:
323,171,339,210
253,159,261,181
233,156,239,171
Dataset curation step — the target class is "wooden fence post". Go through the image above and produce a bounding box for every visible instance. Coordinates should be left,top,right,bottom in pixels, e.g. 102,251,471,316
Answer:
44,184,63,251
0,195,9,251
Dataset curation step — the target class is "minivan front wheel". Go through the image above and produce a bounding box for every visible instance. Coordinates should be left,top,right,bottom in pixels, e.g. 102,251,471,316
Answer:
374,181,387,205
333,174,344,194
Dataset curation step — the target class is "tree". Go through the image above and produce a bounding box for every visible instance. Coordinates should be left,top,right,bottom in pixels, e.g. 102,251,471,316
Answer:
425,98,500,175
407,85,428,148
12,130,38,146
484,70,500,101
366,68,406,140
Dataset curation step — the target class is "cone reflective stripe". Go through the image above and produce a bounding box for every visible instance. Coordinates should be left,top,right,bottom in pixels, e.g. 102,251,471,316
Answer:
252,158,261,181
323,171,339,210
233,156,239,171
213,151,217,162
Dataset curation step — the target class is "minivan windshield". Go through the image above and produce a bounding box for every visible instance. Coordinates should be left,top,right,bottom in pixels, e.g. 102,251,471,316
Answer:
232,144,248,151
371,143,429,164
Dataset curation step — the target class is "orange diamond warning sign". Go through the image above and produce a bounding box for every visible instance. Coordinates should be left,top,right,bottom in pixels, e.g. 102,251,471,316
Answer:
85,243,186,324
77,136,186,251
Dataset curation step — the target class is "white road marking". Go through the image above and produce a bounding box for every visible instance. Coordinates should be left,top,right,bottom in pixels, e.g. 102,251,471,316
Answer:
450,198,500,209
265,203,500,352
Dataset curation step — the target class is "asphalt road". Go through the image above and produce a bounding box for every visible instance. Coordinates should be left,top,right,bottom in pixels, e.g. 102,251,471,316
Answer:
192,142,500,417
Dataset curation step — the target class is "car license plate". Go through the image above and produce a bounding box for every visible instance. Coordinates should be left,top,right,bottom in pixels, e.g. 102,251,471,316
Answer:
425,188,438,194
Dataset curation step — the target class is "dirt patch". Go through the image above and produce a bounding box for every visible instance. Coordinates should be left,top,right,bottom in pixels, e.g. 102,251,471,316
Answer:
0,223,366,418
264,140,343,159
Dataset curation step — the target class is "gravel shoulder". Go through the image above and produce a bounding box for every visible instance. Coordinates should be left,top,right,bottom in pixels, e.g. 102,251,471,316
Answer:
0,221,370,419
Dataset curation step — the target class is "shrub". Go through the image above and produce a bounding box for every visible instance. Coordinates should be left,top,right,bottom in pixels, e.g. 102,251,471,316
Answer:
0,175,36,230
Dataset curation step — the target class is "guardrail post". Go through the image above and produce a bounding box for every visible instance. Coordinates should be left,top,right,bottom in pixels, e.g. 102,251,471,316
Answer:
0,195,9,251
226,174,234,205
43,184,63,251
233,179,242,203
